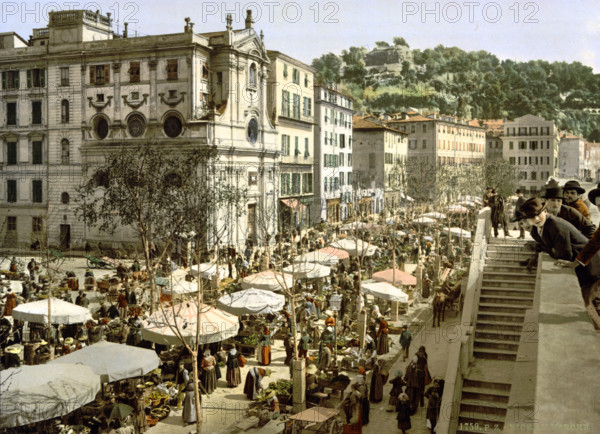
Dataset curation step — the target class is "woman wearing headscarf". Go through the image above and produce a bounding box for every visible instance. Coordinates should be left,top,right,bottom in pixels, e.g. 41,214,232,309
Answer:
375,316,389,355
226,347,242,387
243,367,271,400
388,370,406,411
396,393,412,433
182,381,199,426
200,349,217,394
369,359,388,403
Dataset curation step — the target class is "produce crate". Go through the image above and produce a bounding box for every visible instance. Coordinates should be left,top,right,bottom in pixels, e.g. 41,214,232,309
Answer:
238,343,256,356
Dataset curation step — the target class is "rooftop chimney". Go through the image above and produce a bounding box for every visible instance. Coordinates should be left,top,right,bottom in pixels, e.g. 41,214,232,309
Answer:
123,22,128,38
245,10,254,29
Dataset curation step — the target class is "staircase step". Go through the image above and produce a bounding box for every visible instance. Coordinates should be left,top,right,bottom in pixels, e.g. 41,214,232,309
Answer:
460,399,508,417
481,278,536,288
461,386,510,403
477,311,526,323
479,295,534,305
476,320,524,332
475,329,521,342
481,288,535,297
473,348,517,361
484,264,536,273
479,303,531,314
463,379,512,393
474,338,520,351
483,271,536,279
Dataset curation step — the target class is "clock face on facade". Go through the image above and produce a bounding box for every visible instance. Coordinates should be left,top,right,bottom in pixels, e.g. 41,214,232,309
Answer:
163,116,182,138
247,118,258,144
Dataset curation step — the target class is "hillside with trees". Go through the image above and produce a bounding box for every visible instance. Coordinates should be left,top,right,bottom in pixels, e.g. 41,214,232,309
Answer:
312,39,600,141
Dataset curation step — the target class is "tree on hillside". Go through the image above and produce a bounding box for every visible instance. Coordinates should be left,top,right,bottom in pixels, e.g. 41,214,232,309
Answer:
312,53,342,86
393,37,409,47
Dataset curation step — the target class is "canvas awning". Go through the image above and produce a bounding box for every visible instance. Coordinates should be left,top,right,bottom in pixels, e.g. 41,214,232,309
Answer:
280,198,306,211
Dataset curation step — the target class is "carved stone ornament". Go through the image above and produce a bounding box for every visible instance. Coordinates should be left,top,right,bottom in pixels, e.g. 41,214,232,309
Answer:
122,93,149,109
112,63,121,72
148,59,158,70
159,92,186,107
87,95,113,111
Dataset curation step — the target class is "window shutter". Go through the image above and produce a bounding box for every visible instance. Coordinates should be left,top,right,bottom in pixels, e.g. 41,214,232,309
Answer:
27,69,32,88
40,68,46,87
90,66,95,84
104,64,110,83
1,72,5,90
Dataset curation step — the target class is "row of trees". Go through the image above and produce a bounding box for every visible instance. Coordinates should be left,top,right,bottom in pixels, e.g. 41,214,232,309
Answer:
312,40,600,141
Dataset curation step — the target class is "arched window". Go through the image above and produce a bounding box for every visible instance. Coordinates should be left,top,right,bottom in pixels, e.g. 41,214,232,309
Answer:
61,192,70,204
249,63,257,87
61,138,70,164
61,99,69,123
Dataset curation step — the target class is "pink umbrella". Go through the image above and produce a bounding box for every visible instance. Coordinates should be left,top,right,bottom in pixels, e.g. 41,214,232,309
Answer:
373,268,417,286
318,246,350,261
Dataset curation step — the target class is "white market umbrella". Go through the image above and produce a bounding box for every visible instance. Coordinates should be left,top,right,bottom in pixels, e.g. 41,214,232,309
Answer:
49,340,160,383
330,238,378,257
421,212,447,220
0,364,101,428
141,302,239,346
341,222,382,231
443,227,472,239
190,263,228,279
401,193,414,202
463,195,483,204
457,200,476,208
12,298,92,324
284,262,331,279
161,277,199,295
412,216,436,226
362,281,409,303
295,250,340,266
447,205,469,213
217,289,285,316
241,270,293,291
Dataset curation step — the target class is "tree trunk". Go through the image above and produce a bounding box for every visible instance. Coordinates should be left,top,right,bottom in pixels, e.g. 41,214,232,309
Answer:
191,350,203,433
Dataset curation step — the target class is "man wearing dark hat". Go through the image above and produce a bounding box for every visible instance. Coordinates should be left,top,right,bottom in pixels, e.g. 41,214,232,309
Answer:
520,197,600,329
563,180,590,220
543,180,595,238
489,188,511,238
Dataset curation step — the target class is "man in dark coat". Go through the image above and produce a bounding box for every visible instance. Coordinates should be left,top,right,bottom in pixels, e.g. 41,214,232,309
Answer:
563,180,590,219
489,188,511,237
520,197,600,329
543,180,595,238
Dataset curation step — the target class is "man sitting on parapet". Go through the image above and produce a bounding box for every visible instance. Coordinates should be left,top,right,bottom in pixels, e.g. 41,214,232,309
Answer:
519,197,600,329
542,180,595,239
562,180,591,220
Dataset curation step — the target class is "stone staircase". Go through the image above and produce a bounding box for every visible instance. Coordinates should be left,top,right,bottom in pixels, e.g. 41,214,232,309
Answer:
457,238,536,432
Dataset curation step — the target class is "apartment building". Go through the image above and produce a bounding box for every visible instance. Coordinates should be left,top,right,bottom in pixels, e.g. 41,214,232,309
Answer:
558,133,586,179
313,86,354,223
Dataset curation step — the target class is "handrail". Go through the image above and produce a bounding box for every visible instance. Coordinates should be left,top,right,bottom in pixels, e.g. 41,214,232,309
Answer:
436,207,490,434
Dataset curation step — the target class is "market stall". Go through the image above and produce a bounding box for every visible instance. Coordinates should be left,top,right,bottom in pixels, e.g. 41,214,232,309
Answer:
217,289,285,317
11,298,92,324
329,238,378,257
241,270,293,291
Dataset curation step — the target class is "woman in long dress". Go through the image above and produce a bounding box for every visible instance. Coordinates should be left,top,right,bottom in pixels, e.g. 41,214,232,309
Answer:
226,347,242,387
259,327,271,366
2,289,17,316
369,359,389,403
243,367,271,400
396,393,412,433
199,350,217,395
182,382,200,426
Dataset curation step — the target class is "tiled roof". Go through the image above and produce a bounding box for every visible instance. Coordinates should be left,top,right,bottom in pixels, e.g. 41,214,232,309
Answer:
353,117,405,134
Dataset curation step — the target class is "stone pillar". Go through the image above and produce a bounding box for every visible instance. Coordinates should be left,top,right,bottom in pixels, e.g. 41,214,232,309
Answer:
416,265,423,298
292,359,306,413
391,301,399,322
357,309,368,351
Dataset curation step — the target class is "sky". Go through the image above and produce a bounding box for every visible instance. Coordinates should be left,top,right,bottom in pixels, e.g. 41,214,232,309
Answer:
2,0,600,72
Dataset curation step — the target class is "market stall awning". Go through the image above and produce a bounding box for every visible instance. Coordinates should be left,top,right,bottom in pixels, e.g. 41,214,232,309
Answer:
330,237,378,257
421,212,447,220
49,340,160,383
189,263,228,280
442,227,472,239
362,281,409,303
447,205,469,213
373,268,417,286
412,216,436,225
0,364,101,428
284,262,331,279
280,198,306,211
241,270,293,291
295,250,341,266
11,298,92,324
142,302,239,346
217,288,285,316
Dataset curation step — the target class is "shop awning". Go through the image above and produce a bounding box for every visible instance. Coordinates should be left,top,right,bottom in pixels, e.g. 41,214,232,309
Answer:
281,198,306,211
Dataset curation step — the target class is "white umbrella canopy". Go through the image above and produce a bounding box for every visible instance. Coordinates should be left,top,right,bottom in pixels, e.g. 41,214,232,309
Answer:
341,222,382,231
49,340,160,383
241,270,293,291
421,212,447,219
463,195,483,204
447,205,469,213
141,302,239,346
283,262,331,279
442,227,472,239
161,276,198,295
190,263,228,279
0,364,101,428
295,250,340,266
330,238,378,257
12,298,92,324
217,288,285,316
412,216,436,226
362,281,409,303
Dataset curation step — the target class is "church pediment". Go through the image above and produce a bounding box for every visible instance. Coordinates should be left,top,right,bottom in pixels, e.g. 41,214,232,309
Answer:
233,31,268,62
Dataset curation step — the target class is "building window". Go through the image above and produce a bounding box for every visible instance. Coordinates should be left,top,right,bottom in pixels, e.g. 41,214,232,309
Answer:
61,99,69,123
60,67,69,86
509,157,515,164
167,59,178,80
347,172,352,185
27,68,45,88
292,173,301,194
519,141,526,150
509,141,514,150
202,64,209,80
61,139,70,164
94,117,109,139
32,217,42,232
128,115,145,137
7,102,17,125
283,64,288,78
348,154,352,166
281,135,290,156
292,68,300,84
32,101,42,125
163,115,182,138
422,139,427,149
7,216,17,231
304,74,308,87
304,138,310,158
280,173,290,195
32,141,42,164
294,136,300,156
423,124,427,132
32,180,43,203
293,94,300,119
339,134,345,148
340,153,344,166
7,142,17,165
249,63,256,87
281,91,290,117
90,64,109,85
302,97,312,117
7,180,17,202
129,62,140,83
2,70,20,89
248,171,258,186
339,172,345,186
369,153,376,169
61,192,70,204
302,173,313,194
